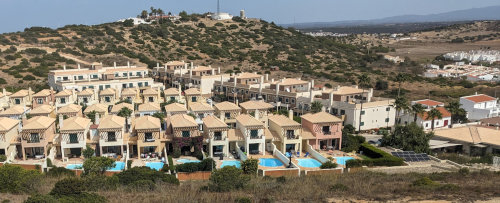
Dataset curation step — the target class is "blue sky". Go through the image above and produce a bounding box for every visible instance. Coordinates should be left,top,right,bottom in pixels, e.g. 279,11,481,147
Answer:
0,0,499,33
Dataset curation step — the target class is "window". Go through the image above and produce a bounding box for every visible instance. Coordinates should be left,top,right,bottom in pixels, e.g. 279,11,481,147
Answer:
122,73,127,77
129,83,133,88
360,122,364,126
105,85,111,89
115,73,119,77
225,112,231,118
291,99,295,104
122,84,127,88
170,96,175,101
83,97,88,103
69,134,78,143
37,98,44,104
107,132,116,142
322,126,330,134
286,130,295,139
105,97,111,102
340,110,345,115
214,131,222,140
91,75,98,79
385,118,390,122
250,130,259,139
145,132,153,142
78,76,83,80
386,107,390,111
15,99,20,104
30,133,40,143
148,97,154,102
137,72,142,76
361,110,365,115
145,82,149,86
182,131,190,137
192,97,197,102
60,98,66,104
138,82,143,87
62,77,68,81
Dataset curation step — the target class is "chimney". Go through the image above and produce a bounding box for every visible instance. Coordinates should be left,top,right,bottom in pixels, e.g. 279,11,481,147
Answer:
190,62,194,69
95,113,100,125
63,65,66,70
114,61,117,68
233,75,237,87
265,74,269,82
127,61,130,68
156,63,159,68
184,63,188,70
255,109,260,120
288,109,293,120
218,67,221,74
311,80,315,90
178,85,182,95
259,76,263,94
276,83,280,96
211,68,215,76
329,92,334,107
77,64,81,70
58,114,64,129
93,88,98,100
309,89,314,103
321,106,326,112
236,99,239,106
271,78,274,83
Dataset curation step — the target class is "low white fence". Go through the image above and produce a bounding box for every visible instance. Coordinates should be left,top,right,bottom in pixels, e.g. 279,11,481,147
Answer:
235,143,247,161
272,143,298,168
451,122,480,128
306,144,328,163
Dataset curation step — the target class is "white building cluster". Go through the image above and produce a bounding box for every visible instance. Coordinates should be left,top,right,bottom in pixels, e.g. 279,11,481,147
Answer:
443,50,500,64
423,64,500,82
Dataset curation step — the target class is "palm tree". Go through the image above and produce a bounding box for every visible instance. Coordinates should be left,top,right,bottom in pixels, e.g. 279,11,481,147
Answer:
157,8,164,23
394,96,408,124
310,101,323,113
395,73,408,97
150,7,157,17
140,10,148,19
117,107,133,118
357,74,371,132
445,101,466,124
426,108,443,131
410,103,425,123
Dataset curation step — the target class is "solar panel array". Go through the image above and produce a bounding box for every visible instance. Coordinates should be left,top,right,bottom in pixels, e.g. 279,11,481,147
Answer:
391,151,431,162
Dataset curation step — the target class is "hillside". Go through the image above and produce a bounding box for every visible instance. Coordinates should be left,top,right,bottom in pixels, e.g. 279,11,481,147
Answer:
0,14,498,103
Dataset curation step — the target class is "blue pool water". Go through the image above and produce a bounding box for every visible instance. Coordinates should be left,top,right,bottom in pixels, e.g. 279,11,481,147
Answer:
145,162,165,171
66,161,126,171
335,157,354,165
66,164,83,170
177,159,201,163
221,160,241,168
259,158,284,167
297,158,322,168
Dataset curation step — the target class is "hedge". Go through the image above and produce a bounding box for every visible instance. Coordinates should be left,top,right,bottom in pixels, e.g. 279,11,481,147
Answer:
176,158,215,172
346,143,404,167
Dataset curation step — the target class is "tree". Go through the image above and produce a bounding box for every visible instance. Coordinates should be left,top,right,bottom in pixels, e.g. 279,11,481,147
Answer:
208,166,249,192
82,145,95,159
381,122,433,153
0,164,42,193
445,101,467,124
157,8,164,23
123,19,134,27
150,7,157,17
426,108,443,131
117,107,133,118
375,79,388,90
86,111,97,123
357,74,372,88
410,103,425,123
82,157,115,176
241,159,258,175
310,101,323,113
140,10,148,19
395,73,408,97
394,96,408,124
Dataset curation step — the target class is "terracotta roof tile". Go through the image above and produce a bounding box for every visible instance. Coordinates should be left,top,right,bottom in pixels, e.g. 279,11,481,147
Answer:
463,94,496,103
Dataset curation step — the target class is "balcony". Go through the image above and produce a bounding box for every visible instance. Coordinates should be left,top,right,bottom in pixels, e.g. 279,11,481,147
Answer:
250,135,262,139
213,135,224,141
323,131,332,135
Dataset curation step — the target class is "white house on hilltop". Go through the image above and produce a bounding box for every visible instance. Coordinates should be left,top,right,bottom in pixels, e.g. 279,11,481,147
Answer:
460,94,499,120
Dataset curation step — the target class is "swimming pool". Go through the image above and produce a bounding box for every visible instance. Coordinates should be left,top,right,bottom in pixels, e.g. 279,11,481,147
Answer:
65,161,126,171
334,157,354,165
259,158,284,167
66,164,83,170
220,160,241,168
297,158,322,168
177,159,201,164
145,162,164,171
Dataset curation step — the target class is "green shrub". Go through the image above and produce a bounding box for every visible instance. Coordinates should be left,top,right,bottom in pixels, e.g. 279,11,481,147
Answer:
0,78,6,85
46,167,75,177
82,157,115,176
320,161,338,169
23,75,36,81
0,164,42,193
167,156,175,174
24,194,58,203
50,178,85,197
276,176,286,183
0,155,6,162
116,166,179,186
241,159,258,175
199,158,216,171
176,162,200,173
82,174,119,191
128,179,156,191
127,160,133,170
160,163,170,173
172,149,181,158
46,158,53,167
209,166,249,192
56,192,107,203
412,177,438,187
234,197,252,203
458,167,470,175
82,145,95,159
330,183,349,191
193,150,203,160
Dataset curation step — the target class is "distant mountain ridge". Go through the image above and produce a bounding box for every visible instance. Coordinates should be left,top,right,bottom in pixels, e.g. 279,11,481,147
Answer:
283,5,500,29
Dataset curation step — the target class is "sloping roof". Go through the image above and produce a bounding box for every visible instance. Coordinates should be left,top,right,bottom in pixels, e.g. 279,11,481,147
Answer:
169,114,197,128
60,117,91,131
164,88,180,96
77,89,94,96
165,103,187,112
418,107,451,120
30,105,55,114
165,61,185,66
10,89,32,98
434,126,500,146
84,103,108,114
189,102,214,112
480,117,500,125
0,117,19,132
184,88,201,95
236,114,264,127
203,115,228,129
134,116,161,130
301,129,316,140
214,101,241,111
97,115,125,129
58,104,82,114
138,103,161,112
0,91,12,98
462,94,496,103
324,86,363,95
55,89,72,97
111,103,134,113
415,99,444,107
100,88,116,96
121,88,137,96
271,78,308,86
269,114,300,127
33,89,52,97
23,116,55,130
142,88,158,95
0,105,27,115
239,100,273,110
227,129,244,141
301,112,342,123
193,66,212,72
236,72,261,79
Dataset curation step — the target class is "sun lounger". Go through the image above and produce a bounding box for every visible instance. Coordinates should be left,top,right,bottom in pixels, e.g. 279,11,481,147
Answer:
285,152,291,157
296,152,300,157
304,152,309,157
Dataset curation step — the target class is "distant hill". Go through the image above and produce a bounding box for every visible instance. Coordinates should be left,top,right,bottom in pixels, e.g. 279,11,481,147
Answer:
284,5,500,29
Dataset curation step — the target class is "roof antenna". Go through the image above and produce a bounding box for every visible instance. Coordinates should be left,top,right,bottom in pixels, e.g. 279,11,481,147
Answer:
217,0,220,14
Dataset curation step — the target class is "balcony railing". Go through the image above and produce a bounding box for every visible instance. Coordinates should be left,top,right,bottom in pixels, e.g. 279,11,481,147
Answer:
250,135,262,139
214,136,224,141
323,131,332,135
